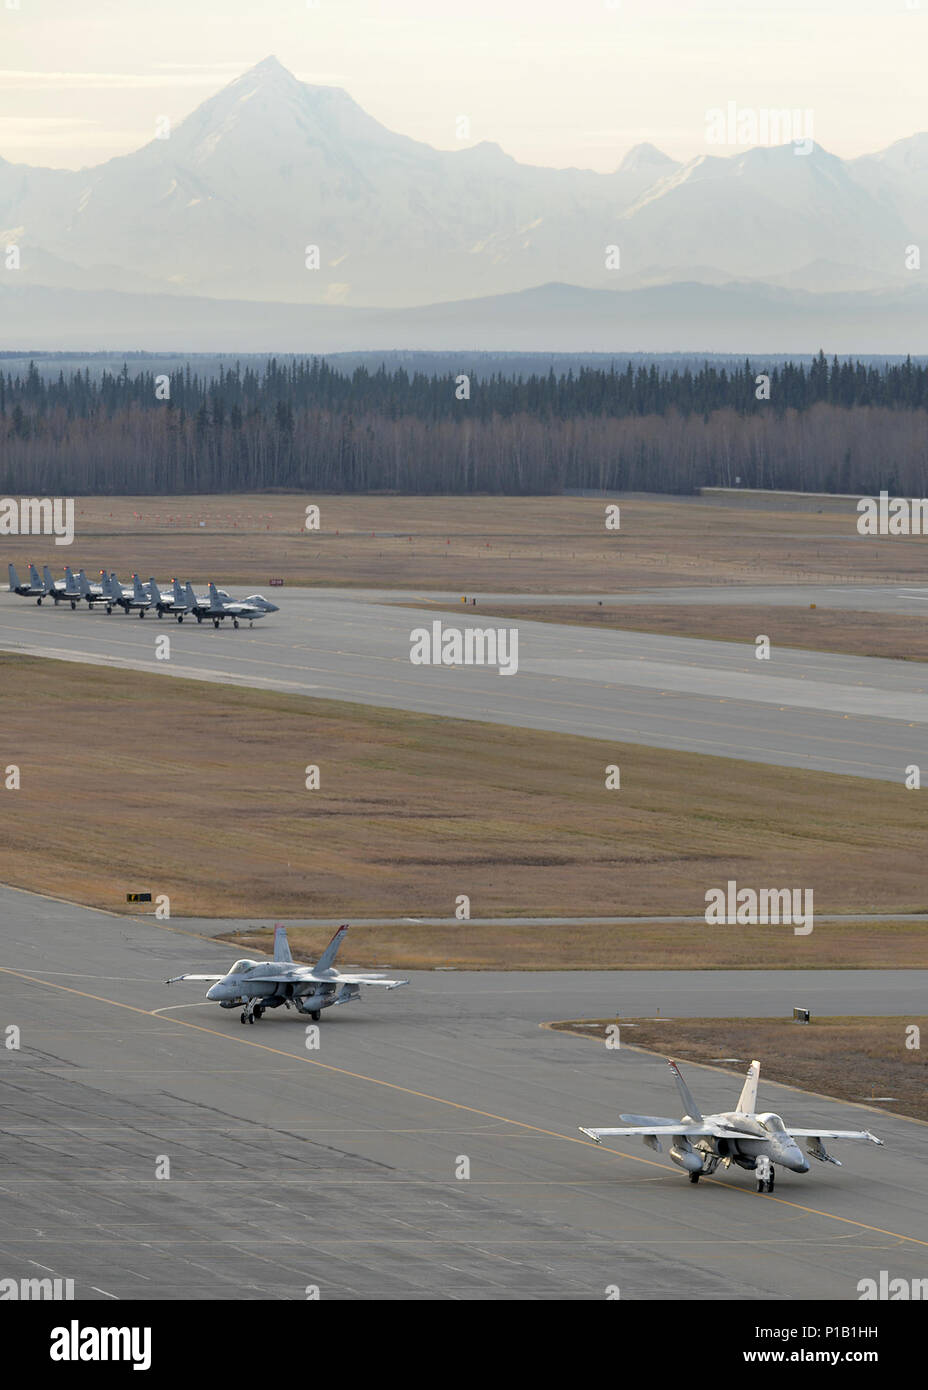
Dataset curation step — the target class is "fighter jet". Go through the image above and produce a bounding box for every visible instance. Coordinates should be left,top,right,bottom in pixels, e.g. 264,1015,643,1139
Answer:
76,569,109,608
8,563,48,603
147,578,189,620
104,572,153,616
205,580,274,629
182,580,229,623
42,565,82,608
165,923,408,1024
579,1058,883,1192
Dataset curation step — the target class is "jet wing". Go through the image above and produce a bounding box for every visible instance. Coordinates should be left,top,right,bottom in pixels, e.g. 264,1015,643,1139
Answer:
335,975,409,989
242,968,409,989
788,1129,884,1144
165,973,225,984
579,1124,757,1144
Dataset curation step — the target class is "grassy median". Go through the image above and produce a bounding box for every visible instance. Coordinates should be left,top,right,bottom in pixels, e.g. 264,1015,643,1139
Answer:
548,1017,928,1122
2,653,928,970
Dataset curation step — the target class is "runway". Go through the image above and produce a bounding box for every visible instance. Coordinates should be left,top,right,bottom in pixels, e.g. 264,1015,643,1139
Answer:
2,887,925,1301
3,586,928,779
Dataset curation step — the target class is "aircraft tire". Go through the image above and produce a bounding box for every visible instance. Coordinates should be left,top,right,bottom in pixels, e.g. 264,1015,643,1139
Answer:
233,619,239,629
311,1010,321,1022
688,1172,700,1184
177,615,183,623
240,1012,247,1024
70,600,77,609
36,597,42,605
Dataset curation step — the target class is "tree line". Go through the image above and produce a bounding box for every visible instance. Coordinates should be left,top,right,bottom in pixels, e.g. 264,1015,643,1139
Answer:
2,352,927,496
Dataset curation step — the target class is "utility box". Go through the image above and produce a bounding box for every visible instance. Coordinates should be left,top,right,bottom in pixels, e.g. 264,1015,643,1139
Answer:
793,1006,811,1024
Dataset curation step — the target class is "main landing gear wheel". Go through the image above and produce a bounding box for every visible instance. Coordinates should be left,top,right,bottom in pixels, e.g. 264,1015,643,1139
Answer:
240,1012,247,1024
688,1172,700,1184
70,599,77,609
232,619,239,629
36,597,42,605
177,614,183,623
105,604,112,614
196,612,203,623
139,609,145,618
310,1010,321,1022
212,618,220,629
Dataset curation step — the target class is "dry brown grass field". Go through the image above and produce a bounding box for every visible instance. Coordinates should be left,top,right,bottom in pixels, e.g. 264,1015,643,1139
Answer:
470,602,928,663
6,492,928,592
3,653,928,969
549,1017,928,1122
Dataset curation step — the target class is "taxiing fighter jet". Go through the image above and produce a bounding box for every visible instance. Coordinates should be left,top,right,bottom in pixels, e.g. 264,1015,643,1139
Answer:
579,1058,883,1191
166,924,408,1023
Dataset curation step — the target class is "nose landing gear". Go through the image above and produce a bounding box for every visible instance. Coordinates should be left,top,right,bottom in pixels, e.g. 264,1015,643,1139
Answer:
755,1155,775,1192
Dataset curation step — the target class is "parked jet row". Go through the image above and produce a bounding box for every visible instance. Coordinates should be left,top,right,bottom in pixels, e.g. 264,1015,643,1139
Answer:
8,563,279,627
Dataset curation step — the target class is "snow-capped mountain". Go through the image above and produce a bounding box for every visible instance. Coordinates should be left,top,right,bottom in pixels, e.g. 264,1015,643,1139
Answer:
0,55,925,310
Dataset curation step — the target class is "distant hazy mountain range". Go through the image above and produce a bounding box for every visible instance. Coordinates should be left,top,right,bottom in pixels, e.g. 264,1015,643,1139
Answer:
1,55,926,350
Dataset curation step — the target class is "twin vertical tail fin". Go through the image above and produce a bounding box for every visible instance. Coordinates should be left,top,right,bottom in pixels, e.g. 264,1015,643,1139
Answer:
273,924,293,963
29,563,43,589
8,563,20,591
316,924,349,972
667,1059,703,1121
736,1060,761,1115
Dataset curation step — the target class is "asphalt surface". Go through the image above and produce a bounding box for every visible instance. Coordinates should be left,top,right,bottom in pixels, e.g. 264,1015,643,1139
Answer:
4,586,928,779
1,886,925,1301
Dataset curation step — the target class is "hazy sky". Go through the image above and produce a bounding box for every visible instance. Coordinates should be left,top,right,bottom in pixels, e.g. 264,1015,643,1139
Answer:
0,0,924,170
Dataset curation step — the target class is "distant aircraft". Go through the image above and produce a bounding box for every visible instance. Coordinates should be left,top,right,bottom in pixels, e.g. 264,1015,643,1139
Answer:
42,565,82,608
103,572,153,616
76,569,109,608
183,580,228,623
579,1058,883,1191
8,563,47,603
147,578,189,620
206,580,274,629
166,923,408,1024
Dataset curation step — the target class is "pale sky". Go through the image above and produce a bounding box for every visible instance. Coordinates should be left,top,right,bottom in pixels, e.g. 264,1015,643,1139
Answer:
0,0,924,170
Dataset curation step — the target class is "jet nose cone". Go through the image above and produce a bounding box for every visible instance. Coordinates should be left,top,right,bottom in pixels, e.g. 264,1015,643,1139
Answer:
206,983,222,1000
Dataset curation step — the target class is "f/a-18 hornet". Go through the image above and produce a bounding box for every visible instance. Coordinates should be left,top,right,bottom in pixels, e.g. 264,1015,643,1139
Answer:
579,1058,883,1192
166,924,408,1023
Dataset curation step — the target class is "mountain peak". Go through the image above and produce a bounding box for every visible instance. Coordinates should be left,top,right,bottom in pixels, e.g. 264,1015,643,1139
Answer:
618,142,677,174
242,55,293,81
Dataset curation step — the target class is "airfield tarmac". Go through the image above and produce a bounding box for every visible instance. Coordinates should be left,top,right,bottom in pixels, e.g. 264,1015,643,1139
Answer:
1,887,926,1301
3,585,928,779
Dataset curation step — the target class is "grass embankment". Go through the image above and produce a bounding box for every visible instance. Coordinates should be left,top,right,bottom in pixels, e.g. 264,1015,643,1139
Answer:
548,1017,928,1122
470,602,928,663
6,492,928,592
3,653,928,969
